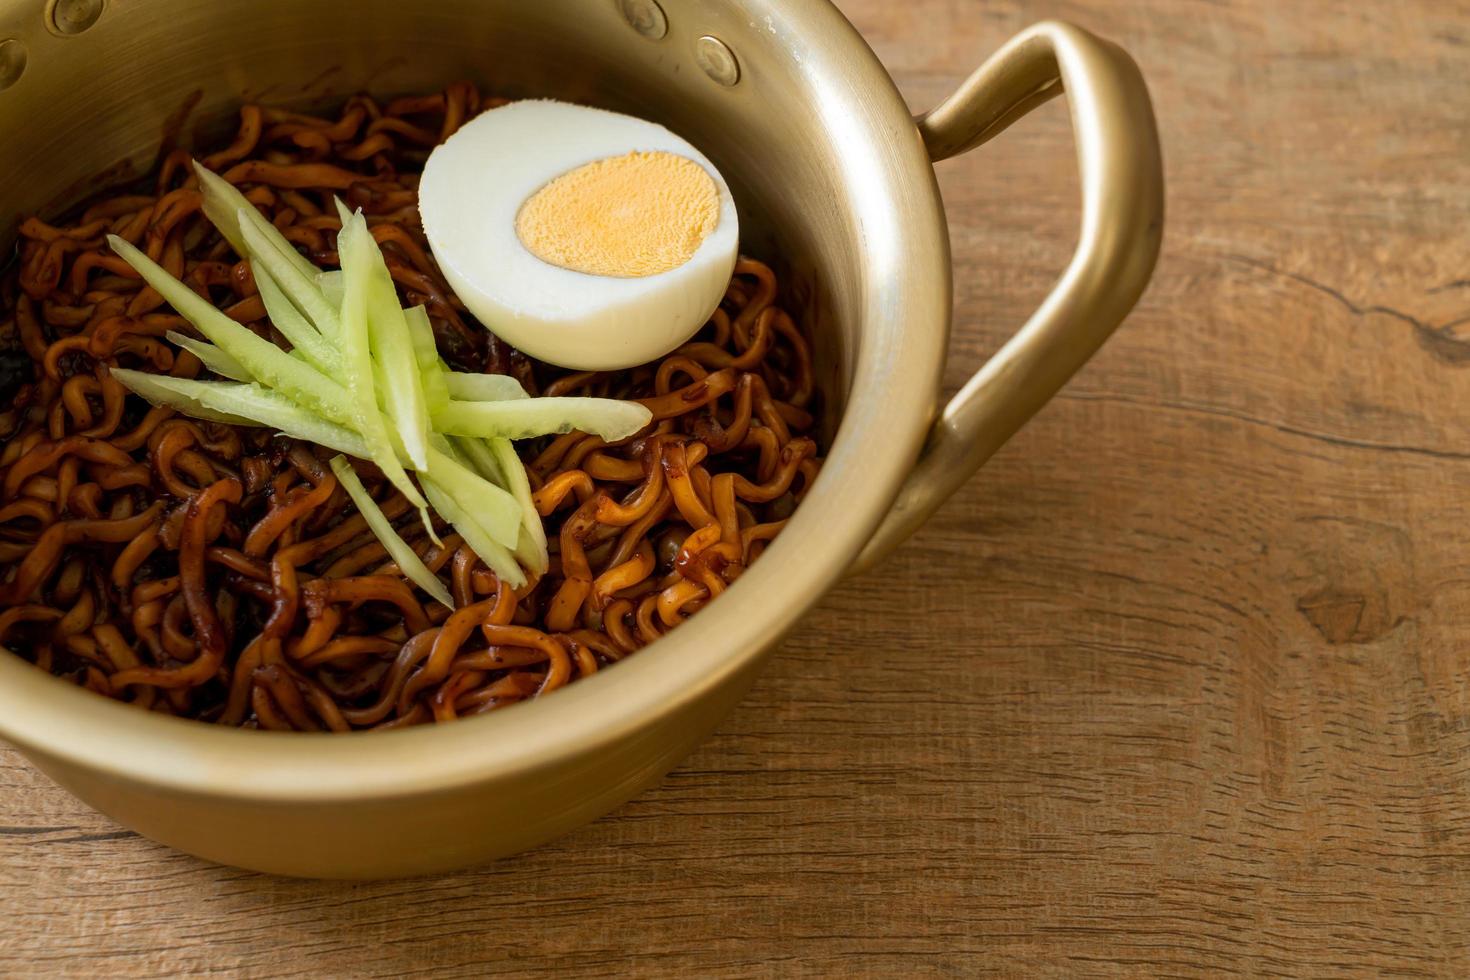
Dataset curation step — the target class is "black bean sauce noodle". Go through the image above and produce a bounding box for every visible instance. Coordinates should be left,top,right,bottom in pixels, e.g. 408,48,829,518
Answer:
0,83,822,730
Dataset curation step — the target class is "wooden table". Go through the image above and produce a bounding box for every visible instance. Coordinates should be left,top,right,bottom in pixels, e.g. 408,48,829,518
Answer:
4,0,1467,974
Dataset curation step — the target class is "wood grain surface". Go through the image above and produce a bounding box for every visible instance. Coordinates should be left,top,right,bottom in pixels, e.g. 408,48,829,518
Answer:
4,0,1469,975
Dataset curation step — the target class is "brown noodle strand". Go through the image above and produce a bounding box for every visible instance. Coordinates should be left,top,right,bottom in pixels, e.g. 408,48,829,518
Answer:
0,83,823,730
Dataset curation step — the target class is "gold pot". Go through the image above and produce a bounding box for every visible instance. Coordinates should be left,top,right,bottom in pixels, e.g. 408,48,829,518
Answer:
0,0,1162,877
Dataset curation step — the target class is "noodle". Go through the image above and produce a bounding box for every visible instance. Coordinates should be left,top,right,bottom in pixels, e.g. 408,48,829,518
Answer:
0,83,821,730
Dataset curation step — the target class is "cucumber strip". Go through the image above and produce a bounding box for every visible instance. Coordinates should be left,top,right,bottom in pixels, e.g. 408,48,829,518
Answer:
420,476,526,588
451,436,504,485
366,427,444,552
403,305,440,369
432,396,652,442
336,214,428,511
329,456,453,609
109,235,357,428
165,330,251,382
108,369,256,426
451,436,542,576
421,443,523,548
110,369,369,457
194,162,321,283
360,231,430,471
404,306,451,413
443,372,529,402
428,431,474,483
512,524,545,576
196,388,369,458
236,207,341,340
490,435,549,573
249,259,341,374
317,270,345,310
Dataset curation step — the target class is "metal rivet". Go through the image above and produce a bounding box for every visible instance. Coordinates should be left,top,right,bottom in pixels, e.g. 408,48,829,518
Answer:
617,0,667,40
694,35,740,86
47,0,105,36
0,39,26,92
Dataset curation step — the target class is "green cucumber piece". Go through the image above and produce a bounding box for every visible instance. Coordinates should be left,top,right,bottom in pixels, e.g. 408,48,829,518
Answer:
443,372,529,402
420,476,526,588
360,233,430,471
108,369,255,426
317,270,345,310
451,436,504,485
236,207,340,341
404,306,451,413
249,259,340,374
421,443,522,548
336,213,428,512
165,330,251,382
490,436,548,573
432,396,651,442
110,369,369,457
329,456,453,609
194,162,321,283
109,235,356,428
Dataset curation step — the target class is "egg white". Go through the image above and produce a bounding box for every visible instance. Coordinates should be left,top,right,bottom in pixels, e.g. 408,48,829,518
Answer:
419,100,739,371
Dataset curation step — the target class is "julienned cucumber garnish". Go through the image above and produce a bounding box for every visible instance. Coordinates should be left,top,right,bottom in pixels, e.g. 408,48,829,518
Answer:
106,162,653,591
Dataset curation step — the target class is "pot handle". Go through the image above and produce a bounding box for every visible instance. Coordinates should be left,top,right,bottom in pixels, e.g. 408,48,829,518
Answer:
850,21,1163,573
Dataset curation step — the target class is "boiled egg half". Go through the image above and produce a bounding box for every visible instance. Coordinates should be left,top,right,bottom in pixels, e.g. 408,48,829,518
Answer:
419,100,739,371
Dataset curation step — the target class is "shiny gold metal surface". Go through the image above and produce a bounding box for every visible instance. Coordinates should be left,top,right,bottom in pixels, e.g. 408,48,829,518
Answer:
0,0,1162,877
853,21,1165,571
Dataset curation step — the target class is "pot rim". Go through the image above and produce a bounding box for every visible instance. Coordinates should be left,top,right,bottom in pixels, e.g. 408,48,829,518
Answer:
0,0,951,802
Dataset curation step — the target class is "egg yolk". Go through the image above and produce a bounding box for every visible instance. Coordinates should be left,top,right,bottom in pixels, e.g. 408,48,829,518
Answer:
515,150,719,279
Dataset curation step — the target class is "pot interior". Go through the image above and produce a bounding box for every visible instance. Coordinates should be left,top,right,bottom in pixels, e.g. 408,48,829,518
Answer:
0,0,876,440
